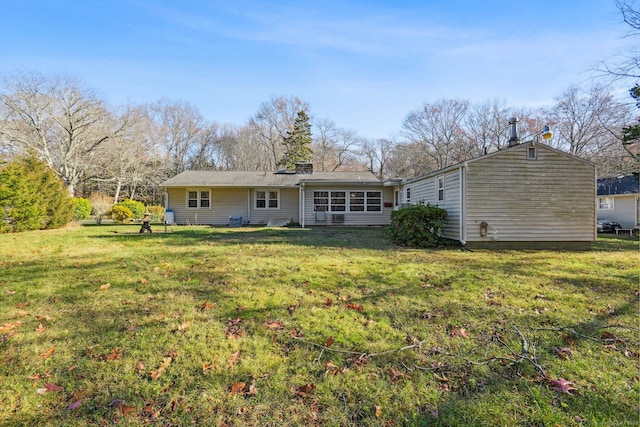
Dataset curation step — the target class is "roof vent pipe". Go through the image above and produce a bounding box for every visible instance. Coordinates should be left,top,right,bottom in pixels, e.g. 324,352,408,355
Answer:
508,117,520,146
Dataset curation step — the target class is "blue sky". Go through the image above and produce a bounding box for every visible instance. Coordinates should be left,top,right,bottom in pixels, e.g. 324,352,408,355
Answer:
0,0,634,139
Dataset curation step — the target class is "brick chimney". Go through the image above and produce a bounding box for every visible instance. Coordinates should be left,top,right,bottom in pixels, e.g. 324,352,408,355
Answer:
295,163,313,174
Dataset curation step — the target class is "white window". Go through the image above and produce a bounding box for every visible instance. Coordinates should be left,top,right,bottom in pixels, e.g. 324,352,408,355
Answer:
187,190,211,209
437,176,445,203
314,191,345,212
348,191,381,212
527,147,537,159
598,197,614,210
405,187,411,204
256,190,279,209
313,190,380,212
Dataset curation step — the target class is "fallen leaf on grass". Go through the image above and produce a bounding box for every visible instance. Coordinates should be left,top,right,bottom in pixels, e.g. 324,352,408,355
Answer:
202,360,216,372
229,382,246,396
150,357,172,379
324,298,332,307
0,321,21,333
324,361,346,375
229,381,258,397
67,399,84,410
139,278,149,285
12,310,29,318
553,347,574,360
291,383,315,398
41,347,55,359
106,347,122,361
562,334,577,346
389,368,412,382
548,377,577,394
225,318,246,339
176,321,190,332
346,303,364,312
228,351,241,369
198,300,216,311
109,399,136,416
15,301,30,308
265,320,283,330
325,336,334,348
36,383,63,394
375,405,382,417
35,323,45,333
36,315,54,322
450,327,468,338
97,283,111,291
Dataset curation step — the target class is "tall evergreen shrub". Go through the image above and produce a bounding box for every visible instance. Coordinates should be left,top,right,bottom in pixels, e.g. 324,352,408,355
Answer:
0,155,72,233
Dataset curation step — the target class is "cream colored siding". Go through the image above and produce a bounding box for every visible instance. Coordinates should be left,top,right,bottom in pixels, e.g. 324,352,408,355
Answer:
167,187,300,225
405,171,461,240
464,145,596,242
167,188,248,225
302,185,393,226
249,188,299,225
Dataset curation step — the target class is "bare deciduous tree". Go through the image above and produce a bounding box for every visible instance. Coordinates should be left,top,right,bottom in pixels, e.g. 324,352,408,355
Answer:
312,119,362,171
249,96,310,170
0,73,133,196
402,99,470,170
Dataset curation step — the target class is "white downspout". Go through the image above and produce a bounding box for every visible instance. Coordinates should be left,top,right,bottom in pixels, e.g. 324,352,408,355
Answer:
459,165,466,245
300,183,305,228
247,189,251,224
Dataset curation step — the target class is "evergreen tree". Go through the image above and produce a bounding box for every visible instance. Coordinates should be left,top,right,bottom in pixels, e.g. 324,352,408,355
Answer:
278,110,313,170
0,154,72,233
621,84,640,163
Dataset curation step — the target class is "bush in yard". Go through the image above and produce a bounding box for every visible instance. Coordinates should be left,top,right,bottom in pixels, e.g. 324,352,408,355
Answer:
89,192,112,224
72,198,92,221
115,199,145,219
0,154,72,233
386,203,448,248
146,205,165,222
109,205,133,223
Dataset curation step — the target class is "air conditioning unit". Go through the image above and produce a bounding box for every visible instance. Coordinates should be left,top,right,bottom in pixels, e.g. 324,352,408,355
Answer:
332,214,344,223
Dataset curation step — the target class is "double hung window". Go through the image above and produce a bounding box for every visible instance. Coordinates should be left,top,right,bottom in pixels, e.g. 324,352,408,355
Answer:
256,190,279,209
187,190,211,209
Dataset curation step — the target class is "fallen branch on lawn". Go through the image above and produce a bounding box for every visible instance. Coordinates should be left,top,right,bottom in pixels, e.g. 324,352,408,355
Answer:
288,335,425,360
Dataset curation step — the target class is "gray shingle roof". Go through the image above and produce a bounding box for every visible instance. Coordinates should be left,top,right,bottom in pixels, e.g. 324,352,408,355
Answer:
161,170,381,187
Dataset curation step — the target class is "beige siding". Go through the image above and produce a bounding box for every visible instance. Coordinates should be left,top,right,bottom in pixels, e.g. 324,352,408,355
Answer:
167,187,301,225
464,145,596,242
248,188,300,225
302,185,393,226
167,187,248,225
405,171,461,240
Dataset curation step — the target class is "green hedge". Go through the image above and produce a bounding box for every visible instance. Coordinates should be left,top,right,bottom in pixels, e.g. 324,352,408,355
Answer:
72,198,92,221
115,199,145,219
386,203,448,248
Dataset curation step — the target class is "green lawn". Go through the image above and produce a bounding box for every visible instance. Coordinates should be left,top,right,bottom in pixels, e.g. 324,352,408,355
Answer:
0,225,638,426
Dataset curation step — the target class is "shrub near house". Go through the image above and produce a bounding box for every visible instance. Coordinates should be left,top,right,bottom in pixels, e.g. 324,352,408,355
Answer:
387,203,448,247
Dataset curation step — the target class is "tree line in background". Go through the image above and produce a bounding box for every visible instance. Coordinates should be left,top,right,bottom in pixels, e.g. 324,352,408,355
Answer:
0,2,638,207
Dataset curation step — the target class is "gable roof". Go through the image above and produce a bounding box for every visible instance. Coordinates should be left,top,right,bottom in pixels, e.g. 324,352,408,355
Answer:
402,141,595,184
597,174,640,195
161,170,381,188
